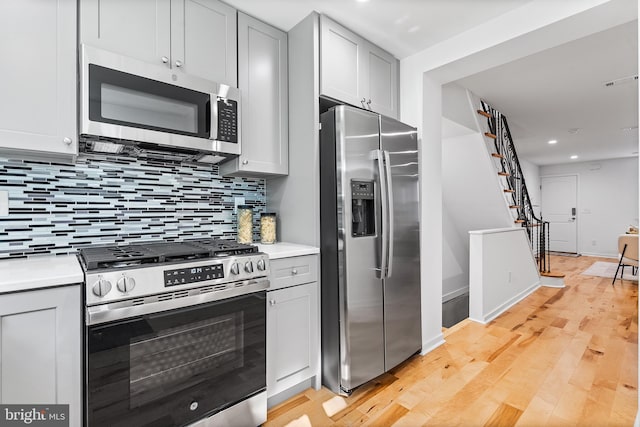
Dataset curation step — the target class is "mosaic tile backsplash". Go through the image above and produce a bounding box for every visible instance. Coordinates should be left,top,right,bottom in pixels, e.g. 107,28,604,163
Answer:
0,153,265,259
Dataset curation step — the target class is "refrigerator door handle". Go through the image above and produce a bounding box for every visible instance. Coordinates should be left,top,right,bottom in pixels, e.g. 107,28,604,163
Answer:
374,149,389,279
383,150,394,278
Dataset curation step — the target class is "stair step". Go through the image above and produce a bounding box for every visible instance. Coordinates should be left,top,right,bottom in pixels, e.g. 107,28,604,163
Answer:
541,271,565,278
477,110,492,119
515,219,525,224
484,132,497,139
504,189,515,193
491,153,505,159
498,172,510,177
509,205,521,209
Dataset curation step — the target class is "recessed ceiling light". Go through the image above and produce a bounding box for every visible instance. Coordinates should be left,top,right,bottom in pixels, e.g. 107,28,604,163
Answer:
570,155,578,159
548,140,557,144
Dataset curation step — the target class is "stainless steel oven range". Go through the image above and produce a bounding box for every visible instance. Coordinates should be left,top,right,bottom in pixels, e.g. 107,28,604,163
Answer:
79,239,269,427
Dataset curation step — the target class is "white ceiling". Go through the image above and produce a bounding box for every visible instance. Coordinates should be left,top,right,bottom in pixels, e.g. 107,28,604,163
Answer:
224,0,638,166
456,20,638,165
223,0,532,58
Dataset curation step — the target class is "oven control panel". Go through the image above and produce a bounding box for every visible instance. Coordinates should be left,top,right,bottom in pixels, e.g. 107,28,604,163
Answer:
164,264,224,287
84,253,269,306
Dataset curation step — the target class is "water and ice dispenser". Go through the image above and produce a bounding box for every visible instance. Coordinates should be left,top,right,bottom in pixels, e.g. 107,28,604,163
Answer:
351,180,375,237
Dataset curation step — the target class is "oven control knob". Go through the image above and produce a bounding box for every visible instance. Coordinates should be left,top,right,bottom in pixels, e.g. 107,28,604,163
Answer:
256,259,266,271
244,261,254,273
230,263,240,275
92,279,112,297
117,276,136,293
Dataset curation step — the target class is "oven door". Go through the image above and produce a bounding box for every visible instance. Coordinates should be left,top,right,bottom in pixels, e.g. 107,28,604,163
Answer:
86,291,266,427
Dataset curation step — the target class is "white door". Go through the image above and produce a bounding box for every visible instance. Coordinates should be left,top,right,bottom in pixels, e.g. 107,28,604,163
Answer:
541,175,578,253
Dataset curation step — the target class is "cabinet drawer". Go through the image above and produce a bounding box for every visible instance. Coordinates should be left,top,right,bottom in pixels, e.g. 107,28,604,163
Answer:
268,255,318,290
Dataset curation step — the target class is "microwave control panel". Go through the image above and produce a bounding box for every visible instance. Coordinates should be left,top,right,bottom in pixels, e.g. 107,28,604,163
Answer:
217,98,238,143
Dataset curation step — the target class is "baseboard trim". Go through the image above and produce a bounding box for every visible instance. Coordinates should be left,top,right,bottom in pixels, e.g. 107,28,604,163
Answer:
471,281,541,324
420,333,445,355
580,252,617,259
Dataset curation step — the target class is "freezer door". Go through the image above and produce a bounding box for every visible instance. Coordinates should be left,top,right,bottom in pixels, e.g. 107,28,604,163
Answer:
380,116,422,370
335,106,385,391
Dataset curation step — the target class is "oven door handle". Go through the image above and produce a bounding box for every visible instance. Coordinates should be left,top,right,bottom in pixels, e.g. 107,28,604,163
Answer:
86,278,269,326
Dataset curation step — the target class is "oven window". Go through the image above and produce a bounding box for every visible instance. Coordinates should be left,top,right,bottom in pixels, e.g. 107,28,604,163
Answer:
129,312,243,408
88,64,210,138
87,292,265,427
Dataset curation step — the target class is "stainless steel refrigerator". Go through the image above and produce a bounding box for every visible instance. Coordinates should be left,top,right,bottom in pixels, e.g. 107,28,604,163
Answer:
320,105,421,395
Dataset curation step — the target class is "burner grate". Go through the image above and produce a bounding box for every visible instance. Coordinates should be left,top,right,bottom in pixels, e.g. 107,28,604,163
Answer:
79,238,258,271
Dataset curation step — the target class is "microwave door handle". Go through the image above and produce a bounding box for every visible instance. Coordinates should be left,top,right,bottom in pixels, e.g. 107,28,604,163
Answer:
210,95,218,140
383,150,394,278
374,149,389,279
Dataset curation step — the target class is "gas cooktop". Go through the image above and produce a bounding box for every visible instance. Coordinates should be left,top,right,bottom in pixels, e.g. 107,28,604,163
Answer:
79,238,258,270
81,238,269,308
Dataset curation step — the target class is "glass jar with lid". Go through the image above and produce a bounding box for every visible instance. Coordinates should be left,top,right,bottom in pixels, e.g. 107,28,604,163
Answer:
260,213,277,244
237,205,253,244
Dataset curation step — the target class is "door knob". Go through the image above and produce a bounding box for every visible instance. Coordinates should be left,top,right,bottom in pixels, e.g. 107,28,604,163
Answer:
175,60,183,68
62,137,72,145
161,56,169,63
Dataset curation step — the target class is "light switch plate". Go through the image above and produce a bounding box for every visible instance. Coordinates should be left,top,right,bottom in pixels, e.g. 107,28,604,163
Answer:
0,191,8,216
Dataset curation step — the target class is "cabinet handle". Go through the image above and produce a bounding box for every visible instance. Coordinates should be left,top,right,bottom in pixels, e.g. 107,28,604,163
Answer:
242,159,249,165
161,56,169,64
292,269,298,275
269,299,276,306
367,99,372,109
175,60,183,68
63,137,72,145
361,98,366,108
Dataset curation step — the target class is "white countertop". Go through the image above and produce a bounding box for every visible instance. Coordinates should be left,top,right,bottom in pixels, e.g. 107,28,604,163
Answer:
0,254,84,294
256,242,319,259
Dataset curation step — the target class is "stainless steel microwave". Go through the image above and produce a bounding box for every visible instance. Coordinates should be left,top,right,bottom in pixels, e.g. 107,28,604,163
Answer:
80,45,240,163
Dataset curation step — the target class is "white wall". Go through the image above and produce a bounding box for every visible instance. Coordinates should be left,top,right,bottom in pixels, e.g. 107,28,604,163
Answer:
520,159,541,216
400,0,635,355
442,130,515,302
469,228,541,324
540,157,639,257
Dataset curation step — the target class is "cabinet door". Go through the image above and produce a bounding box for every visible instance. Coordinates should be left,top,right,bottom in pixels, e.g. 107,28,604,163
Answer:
80,0,171,69
171,0,237,86
221,13,288,177
267,282,319,398
319,15,364,108
0,285,81,427
362,45,399,119
0,0,77,157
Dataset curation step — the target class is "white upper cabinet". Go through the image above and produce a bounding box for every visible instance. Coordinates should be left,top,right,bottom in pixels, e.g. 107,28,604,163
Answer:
80,0,237,87
220,13,288,177
0,0,77,158
171,0,237,85
319,15,399,118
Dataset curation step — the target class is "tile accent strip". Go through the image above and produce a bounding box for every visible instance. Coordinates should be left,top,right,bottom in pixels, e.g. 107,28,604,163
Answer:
0,153,265,259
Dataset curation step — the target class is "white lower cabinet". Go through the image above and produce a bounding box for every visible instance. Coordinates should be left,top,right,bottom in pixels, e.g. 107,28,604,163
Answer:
0,285,81,427
266,255,319,401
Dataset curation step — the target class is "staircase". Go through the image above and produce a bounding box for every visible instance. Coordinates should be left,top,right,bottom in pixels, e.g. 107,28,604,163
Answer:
478,101,562,281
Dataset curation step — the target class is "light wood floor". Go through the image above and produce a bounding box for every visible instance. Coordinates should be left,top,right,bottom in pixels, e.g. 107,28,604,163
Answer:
265,255,638,426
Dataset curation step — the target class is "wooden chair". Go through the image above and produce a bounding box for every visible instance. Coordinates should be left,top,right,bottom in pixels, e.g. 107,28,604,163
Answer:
612,234,639,285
